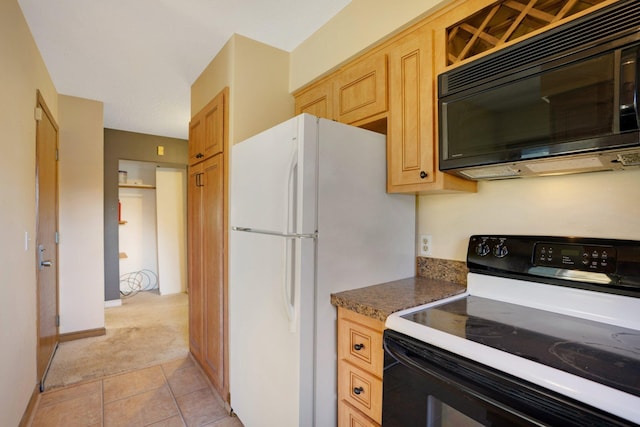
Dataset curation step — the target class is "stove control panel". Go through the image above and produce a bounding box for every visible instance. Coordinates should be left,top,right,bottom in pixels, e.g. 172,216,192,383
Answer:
467,235,640,297
533,243,616,273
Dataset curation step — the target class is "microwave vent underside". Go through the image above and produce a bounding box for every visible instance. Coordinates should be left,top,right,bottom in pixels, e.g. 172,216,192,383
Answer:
444,0,640,96
458,150,640,180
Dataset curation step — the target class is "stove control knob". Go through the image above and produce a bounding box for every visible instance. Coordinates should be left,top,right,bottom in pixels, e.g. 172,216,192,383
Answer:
493,244,509,258
475,243,490,256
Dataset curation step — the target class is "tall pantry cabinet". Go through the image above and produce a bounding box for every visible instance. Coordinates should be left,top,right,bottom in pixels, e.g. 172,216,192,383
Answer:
188,87,229,401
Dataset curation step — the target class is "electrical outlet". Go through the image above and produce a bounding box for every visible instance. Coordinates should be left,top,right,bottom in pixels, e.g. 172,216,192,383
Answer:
420,235,432,256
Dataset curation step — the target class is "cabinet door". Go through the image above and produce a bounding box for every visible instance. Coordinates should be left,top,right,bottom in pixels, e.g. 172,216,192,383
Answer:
295,79,334,120
335,52,387,124
203,93,224,159
387,27,435,189
189,90,225,165
187,163,204,361
201,154,226,394
189,115,205,166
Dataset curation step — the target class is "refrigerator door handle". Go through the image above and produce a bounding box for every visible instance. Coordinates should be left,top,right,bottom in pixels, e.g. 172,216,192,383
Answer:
286,140,298,235
231,227,317,239
283,141,299,333
284,237,296,333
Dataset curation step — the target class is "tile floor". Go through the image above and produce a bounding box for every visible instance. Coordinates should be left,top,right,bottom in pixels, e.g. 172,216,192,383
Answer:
30,356,244,427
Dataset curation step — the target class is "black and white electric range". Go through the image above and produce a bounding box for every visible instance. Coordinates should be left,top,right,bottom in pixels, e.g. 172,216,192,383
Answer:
384,235,640,426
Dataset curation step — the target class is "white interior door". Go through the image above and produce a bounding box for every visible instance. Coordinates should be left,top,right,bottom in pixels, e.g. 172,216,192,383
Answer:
156,167,187,294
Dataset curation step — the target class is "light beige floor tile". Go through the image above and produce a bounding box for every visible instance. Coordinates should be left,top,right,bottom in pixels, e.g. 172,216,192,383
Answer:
39,380,102,408
175,388,228,427
166,365,209,397
103,365,166,403
205,416,244,427
104,384,178,427
31,391,101,427
148,415,187,427
161,357,195,377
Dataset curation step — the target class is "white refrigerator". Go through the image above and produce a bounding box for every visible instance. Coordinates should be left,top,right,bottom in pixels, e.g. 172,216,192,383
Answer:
229,114,415,427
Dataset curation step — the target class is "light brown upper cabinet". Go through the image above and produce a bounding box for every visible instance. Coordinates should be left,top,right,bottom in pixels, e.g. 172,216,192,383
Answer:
189,92,224,165
334,52,388,125
387,26,435,190
293,27,475,194
295,78,334,120
385,23,476,194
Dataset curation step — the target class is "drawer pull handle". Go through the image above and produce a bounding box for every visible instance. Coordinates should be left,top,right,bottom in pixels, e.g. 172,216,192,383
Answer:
353,386,364,395
353,343,364,351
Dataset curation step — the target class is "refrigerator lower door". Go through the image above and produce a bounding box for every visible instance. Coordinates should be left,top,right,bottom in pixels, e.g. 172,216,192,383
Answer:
229,230,313,427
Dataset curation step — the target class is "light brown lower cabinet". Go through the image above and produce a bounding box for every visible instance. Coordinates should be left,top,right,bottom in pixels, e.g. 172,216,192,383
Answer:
188,153,227,399
337,307,384,426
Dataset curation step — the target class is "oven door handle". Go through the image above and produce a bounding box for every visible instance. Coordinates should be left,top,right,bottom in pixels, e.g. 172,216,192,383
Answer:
383,332,545,426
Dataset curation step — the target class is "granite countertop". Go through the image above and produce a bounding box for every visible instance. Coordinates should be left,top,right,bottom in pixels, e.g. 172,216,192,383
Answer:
331,276,466,322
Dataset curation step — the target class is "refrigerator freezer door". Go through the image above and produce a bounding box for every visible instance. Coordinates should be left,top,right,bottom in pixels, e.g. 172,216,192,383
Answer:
230,114,317,236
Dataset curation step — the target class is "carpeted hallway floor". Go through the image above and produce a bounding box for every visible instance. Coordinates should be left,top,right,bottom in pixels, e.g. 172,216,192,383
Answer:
45,291,189,390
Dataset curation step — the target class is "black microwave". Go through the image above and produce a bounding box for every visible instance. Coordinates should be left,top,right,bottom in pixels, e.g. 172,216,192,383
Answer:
438,0,640,180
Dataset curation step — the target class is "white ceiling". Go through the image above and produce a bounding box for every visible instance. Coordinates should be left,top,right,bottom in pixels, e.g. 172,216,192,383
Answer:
18,0,351,140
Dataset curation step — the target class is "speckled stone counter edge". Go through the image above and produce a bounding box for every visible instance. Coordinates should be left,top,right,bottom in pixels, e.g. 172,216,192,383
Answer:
331,258,468,322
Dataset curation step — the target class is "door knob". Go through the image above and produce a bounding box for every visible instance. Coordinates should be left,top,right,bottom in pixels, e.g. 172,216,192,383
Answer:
38,245,53,270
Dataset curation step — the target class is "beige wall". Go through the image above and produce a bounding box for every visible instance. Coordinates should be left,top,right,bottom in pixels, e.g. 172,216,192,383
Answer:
0,0,58,425
419,169,640,260
290,0,640,261
58,95,105,333
191,37,234,118
191,34,294,145
289,0,453,91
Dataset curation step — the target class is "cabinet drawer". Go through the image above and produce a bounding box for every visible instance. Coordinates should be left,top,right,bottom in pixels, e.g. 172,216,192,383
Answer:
338,399,380,427
338,362,383,424
338,309,384,378
338,318,383,375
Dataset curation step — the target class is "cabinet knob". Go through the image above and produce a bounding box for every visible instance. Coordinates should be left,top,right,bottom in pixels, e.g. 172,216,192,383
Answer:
196,153,204,159
353,343,364,351
353,386,364,395
420,171,428,179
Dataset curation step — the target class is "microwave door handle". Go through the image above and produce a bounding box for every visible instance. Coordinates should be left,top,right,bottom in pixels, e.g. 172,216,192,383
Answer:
619,46,639,131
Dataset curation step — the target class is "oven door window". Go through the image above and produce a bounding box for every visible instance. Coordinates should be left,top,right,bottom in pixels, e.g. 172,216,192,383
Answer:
383,330,629,427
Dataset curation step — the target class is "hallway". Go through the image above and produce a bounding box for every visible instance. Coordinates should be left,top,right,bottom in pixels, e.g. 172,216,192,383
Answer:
30,357,241,426
46,291,188,390
28,291,241,426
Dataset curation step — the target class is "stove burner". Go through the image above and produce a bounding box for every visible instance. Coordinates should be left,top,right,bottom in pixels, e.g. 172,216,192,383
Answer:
465,320,516,339
549,341,640,396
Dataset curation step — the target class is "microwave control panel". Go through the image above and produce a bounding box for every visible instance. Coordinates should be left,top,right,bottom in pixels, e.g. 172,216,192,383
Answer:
533,243,617,273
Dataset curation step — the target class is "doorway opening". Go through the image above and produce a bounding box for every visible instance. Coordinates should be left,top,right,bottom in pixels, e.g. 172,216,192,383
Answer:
117,160,187,298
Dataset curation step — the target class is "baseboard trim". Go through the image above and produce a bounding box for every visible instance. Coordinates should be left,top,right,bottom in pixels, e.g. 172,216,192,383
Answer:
18,383,40,427
59,327,106,342
105,299,122,308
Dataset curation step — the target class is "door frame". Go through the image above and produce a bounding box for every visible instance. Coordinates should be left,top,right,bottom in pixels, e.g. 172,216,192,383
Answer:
35,90,60,391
